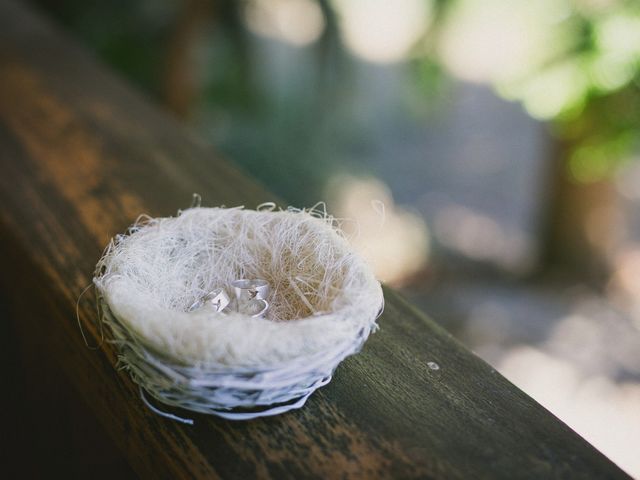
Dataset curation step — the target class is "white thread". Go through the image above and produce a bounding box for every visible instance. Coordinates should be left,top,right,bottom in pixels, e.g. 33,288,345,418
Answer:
191,193,202,208
256,202,276,211
76,283,104,350
288,276,317,315
139,386,194,425
205,376,331,420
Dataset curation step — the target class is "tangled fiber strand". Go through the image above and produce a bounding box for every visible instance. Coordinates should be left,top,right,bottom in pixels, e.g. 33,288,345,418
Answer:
93,204,383,420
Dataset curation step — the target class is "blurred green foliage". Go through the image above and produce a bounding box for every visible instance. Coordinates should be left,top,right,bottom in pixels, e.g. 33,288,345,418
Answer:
484,0,640,182
35,0,640,196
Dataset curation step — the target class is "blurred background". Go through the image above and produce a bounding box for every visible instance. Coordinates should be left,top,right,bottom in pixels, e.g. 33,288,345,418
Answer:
32,0,640,475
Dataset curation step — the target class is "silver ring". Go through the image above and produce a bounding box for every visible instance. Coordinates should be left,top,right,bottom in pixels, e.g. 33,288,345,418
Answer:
232,279,270,317
188,288,230,313
252,298,269,318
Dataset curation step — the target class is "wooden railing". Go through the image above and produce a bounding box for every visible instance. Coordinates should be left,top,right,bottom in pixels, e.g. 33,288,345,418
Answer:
0,0,629,478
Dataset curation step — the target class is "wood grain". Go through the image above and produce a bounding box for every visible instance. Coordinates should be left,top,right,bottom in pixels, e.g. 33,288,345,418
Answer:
0,1,630,478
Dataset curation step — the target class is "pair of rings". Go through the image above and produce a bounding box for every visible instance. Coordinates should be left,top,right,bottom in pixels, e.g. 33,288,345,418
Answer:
188,279,270,318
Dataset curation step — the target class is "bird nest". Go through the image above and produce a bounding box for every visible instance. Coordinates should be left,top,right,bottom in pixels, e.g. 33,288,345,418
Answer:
93,204,383,421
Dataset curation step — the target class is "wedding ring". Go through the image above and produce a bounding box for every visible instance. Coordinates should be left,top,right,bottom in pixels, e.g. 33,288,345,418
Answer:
232,279,270,317
188,288,230,313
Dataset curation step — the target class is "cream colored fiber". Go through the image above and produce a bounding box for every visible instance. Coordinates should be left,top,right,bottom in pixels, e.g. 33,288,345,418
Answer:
94,205,383,369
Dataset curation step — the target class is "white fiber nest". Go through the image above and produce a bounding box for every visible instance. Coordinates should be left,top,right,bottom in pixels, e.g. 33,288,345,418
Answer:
93,204,383,420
